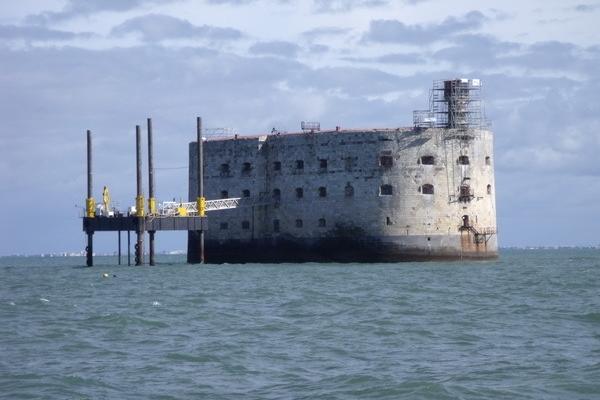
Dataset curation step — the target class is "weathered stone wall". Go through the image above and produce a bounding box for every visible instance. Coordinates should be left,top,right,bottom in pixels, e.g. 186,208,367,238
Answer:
189,127,497,262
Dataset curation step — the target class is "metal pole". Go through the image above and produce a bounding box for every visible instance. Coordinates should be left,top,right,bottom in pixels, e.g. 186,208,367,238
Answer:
147,118,155,266
135,125,144,266
127,230,131,266
86,129,93,267
118,230,121,265
198,117,205,264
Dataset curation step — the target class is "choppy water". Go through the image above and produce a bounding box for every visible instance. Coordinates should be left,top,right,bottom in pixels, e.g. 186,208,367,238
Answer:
1,249,599,399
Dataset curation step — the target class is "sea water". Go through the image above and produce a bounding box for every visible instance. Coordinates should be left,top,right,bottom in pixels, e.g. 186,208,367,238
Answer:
0,249,599,399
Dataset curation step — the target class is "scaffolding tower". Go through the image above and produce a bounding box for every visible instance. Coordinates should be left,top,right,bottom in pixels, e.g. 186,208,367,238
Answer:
413,79,487,130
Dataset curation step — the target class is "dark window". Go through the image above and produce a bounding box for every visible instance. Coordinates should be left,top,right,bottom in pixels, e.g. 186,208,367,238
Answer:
422,184,434,195
319,159,328,170
272,188,281,201
295,187,304,198
485,156,491,166
242,221,250,230
220,163,230,175
219,222,228,230
421,155,435,165
458,155,470,165
380,184,393,196
380,155,393,168
386,216,392,226
487,184,492,195
295,219,303,228
242,162,252,175
345,183,354,197
318,187,327,197
273,161,281,171
273,219,280,232
296,160,304,170
220,190,228,199
344,157,356,171
242,189,250,198
318,218,326,227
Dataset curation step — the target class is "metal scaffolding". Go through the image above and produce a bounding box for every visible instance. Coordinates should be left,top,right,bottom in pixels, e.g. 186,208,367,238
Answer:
413,79,488,130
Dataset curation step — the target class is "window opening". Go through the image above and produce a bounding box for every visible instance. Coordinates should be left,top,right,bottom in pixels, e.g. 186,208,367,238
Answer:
242,221,250,230
422,184,434,195
295,219,303,228
380,184,393,196
421,155,435,165
345,183,354,197
318,218,326,227
295,188,304,198
318,187,327,197
458,155,470,165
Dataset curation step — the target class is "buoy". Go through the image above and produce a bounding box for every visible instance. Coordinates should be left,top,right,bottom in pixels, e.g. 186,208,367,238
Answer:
102,273,109,278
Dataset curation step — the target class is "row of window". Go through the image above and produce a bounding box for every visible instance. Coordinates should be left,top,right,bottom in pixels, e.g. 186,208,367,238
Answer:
217,155,492,175
219,218,328,231
220,183,492,200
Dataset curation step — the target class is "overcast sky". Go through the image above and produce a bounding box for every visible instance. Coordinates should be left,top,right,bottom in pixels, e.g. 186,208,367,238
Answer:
1,0,599,255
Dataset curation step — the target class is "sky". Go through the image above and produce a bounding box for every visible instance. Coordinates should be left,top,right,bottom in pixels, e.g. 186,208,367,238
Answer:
0,0,599,255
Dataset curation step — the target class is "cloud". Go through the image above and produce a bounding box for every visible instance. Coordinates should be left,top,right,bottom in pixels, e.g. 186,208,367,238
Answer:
249,41,301,57
363,10,487,43
313,0,388,13
573,3,600,12
0,25,92,41
302,26,351,40
111,14,243,42
342,52,426,64
26,0,179,24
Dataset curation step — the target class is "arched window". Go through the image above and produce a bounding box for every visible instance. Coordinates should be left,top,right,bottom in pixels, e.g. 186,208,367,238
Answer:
242,189,250,198
318,218,326,227
241,221,250,230
220,163,230,175
272,188,281,200
318,187,327,197
296,160,304,170
420,155,435,165
485,156,491,166
273,161,281,171
241,162,252,175
295,188,304,198
422,184,434,194
487,184,492,195
345,183,354,198
380,184,393,196
220,190,228,199
458,155,470,165
295,219,303,228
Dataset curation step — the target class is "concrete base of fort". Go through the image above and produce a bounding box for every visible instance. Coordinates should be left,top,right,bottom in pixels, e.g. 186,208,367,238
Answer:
188,232,498,263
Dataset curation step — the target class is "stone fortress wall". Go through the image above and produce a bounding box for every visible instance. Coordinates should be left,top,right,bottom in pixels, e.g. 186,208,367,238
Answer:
188,126,497,262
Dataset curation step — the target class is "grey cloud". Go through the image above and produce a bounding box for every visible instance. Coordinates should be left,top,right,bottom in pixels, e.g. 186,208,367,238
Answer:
111,14,243,42
433,34,599,77
363,10,487,43
302,26,351,40
249,41,301,57
313,0,388,13
343,52,426,64
573,3,600,12
26,0,179,24
0,25,92,41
